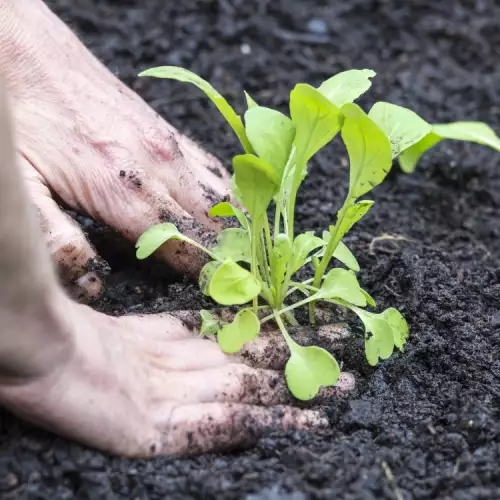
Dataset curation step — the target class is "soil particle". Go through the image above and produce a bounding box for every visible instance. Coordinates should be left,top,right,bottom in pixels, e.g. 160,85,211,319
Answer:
208,164,224,178
2,0,500,499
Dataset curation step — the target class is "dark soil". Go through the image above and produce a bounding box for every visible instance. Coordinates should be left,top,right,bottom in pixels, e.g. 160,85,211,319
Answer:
1,0,500,498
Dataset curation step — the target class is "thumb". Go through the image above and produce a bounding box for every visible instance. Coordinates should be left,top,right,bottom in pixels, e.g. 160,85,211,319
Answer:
19,155,108,302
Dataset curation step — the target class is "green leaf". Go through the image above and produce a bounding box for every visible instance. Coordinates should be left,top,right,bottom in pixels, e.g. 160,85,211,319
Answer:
285,345,340,401
317,268,366,306
200,310,220,336
368,101,432,158
212,228,251,263
136,223,194,259
231,175,245,205
290,83,342,168
364,317,395,366
290,231,325,274
383,307,409,350
330,200,374,245
334,241,359,272
361,289,377,308
232,154,279,221
245,106,295,180
397,131,441,173
217,309,260,353
209,258,261,305
244,91,258,110
398,121,500,173
352,307,409,366
433,121,500,148
271,233,292,289
318,69,376,107
209,201,249,231
139,66,252,152
199,261,221,295
322,232,360,272
341,103,393,199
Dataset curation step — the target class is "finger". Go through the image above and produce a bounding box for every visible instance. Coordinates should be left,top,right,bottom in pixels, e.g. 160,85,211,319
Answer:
166,310,353,371
141,338,229,371
155,364,292,406
115,312,202,340
169,132,232,224
117,191,218,278
0,80,57,300
240,323,352,370
158,403,327,456
19,156,107,302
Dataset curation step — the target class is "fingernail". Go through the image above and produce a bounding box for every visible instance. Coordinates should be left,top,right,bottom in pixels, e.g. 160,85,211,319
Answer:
73,272,103,303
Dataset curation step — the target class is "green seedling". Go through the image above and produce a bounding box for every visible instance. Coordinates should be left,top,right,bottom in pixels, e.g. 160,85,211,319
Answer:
135,66,495,401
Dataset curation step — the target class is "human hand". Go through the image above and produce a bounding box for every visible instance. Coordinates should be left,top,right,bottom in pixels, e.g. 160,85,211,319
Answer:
0,76,355,458
2,0,230,300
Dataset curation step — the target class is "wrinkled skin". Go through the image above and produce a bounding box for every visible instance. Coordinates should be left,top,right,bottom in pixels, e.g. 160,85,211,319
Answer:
0,0,354,458
2,0,230,300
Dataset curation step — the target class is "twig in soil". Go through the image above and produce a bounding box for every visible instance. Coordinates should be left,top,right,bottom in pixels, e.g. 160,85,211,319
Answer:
381,461,404,500
384,284,402,297
369,233,412,255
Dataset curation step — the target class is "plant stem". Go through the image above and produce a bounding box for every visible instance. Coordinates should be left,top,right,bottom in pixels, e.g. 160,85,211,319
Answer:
273,310,298,351
309,198,353,324
274,148,297,240
251,219,261,313
259,230,271,285
190,241,220,262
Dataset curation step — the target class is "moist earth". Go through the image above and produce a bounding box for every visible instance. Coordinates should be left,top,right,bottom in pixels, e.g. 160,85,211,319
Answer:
1,0,500,498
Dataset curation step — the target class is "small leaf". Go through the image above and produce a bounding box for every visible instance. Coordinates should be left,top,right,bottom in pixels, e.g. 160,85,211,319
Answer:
233,154,279,221
318,69,376,107
209,258,261,305
244,91,258,109
139,66,252,152
199,261,221,295
353,307,409,366
317,268,366,306
432,121,500,148
311,255,320,271
136,223,192,259
212,228,251,263
290,83,342,168
231,175,245,205
285,345,340,401
209,201,250,231
271,233,292,288
209,201,235,217
334,241,359,272
329,201,374,246
368,101,432,158
397,132,441,173
245,106,295,180
364,316,395,366
383,307,409,350
200,310,220,336
361,289,377,308
291,232,325,274
322,232,360,272
217,309,260,353
398,121,500,173
341,103,393,199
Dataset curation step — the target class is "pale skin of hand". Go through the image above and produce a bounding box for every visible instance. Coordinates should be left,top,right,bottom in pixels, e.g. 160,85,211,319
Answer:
0,0,355,457
1,0,231,299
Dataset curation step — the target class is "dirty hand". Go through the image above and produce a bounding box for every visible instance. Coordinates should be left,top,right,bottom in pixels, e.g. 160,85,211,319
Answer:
1,0,229,300
1,77,360,458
